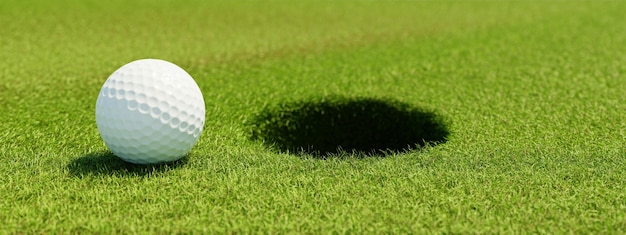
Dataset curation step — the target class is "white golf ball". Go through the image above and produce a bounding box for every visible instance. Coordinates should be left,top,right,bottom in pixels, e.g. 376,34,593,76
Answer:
95,59,205,164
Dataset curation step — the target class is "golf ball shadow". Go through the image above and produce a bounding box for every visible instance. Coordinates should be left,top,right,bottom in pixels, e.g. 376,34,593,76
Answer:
67,151,188,177
250,97,450,158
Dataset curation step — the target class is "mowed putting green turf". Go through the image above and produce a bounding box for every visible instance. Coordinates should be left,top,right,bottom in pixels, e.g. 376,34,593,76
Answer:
1,0,625,233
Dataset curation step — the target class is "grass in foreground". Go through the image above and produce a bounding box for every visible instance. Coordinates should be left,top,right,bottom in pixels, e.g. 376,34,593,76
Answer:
1,0,625,233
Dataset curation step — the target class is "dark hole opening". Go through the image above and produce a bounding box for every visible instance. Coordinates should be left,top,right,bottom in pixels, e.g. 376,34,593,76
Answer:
250,97,450,157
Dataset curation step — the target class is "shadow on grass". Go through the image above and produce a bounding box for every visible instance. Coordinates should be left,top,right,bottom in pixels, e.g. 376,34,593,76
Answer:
67,151,188,177
250,96,450,158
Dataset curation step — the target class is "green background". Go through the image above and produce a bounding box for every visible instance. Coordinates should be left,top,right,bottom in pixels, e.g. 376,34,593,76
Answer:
1,0,625,233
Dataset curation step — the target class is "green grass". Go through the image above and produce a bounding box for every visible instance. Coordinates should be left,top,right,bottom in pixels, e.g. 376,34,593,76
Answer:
1,0,626,233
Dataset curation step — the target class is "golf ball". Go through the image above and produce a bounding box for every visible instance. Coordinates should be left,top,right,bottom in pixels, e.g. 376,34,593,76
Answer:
95,59,205,164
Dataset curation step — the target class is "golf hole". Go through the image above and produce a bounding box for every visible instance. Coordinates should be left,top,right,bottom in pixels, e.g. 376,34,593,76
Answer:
250,97,450,157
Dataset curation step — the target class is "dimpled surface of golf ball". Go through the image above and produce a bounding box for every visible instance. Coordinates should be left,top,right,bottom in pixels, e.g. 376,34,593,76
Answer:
95,59,205,164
